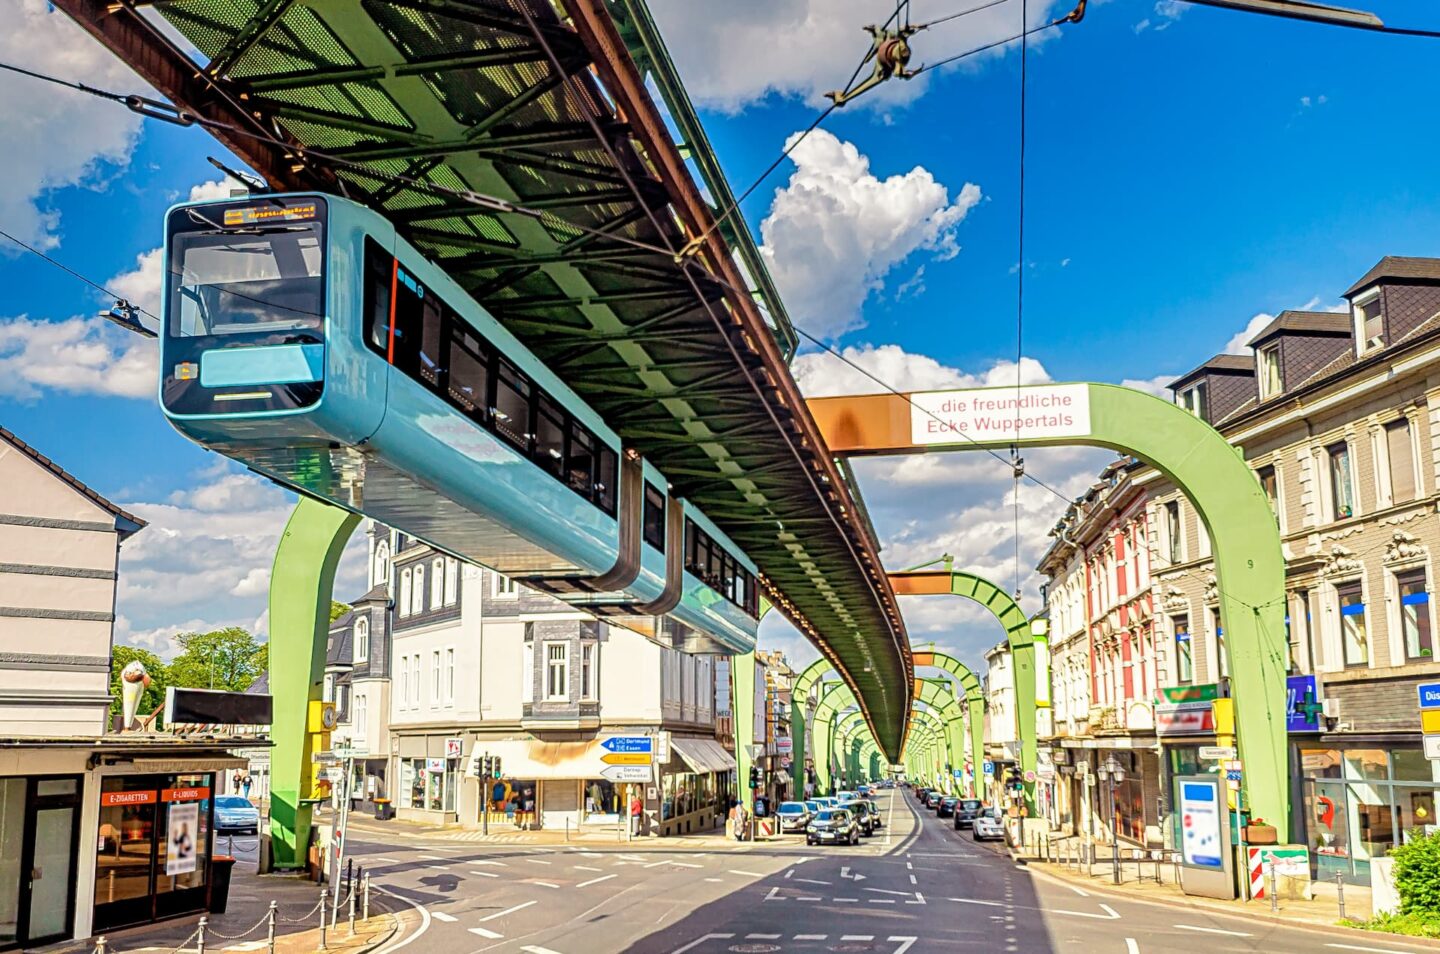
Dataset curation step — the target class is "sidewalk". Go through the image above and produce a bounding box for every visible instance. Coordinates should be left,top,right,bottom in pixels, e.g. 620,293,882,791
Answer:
340,809,745,849
41,861,415,954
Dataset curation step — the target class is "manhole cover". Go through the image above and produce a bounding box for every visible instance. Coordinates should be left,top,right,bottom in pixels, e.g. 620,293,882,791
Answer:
729,945,782,953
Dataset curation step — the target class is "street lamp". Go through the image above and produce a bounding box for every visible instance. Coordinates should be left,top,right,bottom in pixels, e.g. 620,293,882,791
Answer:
1095,755,1126,884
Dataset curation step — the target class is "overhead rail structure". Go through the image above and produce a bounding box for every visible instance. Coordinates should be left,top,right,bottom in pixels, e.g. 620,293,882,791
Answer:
56,0,912,756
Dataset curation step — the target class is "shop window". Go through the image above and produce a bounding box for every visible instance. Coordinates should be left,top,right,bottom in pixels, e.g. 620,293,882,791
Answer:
1398,569,1432,661
95,774,212,932
1337,581,1368,667
400,758,457,813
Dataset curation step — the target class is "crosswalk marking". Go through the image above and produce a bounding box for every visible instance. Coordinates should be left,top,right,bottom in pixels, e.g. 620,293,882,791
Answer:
468,927,503,939
430,911,457,922
520,946,565,954
577,874,617,888
469,870,498,878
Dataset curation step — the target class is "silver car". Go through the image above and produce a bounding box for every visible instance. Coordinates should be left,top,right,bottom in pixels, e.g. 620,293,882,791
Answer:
971,809,1005,842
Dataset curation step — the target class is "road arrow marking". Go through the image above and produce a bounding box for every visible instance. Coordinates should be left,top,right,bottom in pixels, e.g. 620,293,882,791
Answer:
889,938,918,954
840,867,866,881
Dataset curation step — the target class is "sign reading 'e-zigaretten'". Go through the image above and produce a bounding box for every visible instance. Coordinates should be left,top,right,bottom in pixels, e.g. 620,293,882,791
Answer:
909,384,1091,445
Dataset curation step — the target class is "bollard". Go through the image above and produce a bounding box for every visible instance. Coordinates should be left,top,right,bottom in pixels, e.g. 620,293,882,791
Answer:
363,871,371,922
349,878,357,936
319,887,329,951
1268,858,1279,913
1335,869,1347,921
267,900,277,954
95,936,107,954
197,915,208,954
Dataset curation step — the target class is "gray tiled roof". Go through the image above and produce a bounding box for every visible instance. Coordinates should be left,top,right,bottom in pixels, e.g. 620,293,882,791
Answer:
1245,310,1351,348
1167,353,1253,391
1344,256,1440,298
0,425,146,538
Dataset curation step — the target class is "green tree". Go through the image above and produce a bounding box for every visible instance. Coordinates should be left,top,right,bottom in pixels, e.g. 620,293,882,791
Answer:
167,627,267,692
108,646,168,718
330,601,350,623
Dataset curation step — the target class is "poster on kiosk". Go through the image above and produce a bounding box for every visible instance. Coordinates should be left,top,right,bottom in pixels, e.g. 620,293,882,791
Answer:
1176,774,1234,899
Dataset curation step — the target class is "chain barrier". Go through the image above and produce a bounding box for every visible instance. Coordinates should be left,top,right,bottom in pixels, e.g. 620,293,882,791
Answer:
200,908,273,941
277,896,328,923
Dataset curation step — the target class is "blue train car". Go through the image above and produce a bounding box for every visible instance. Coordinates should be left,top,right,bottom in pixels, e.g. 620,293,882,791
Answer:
159,192,757,653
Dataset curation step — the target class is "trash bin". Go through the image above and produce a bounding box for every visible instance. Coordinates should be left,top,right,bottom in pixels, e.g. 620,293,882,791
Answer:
210,856,236,914
374,799,394,821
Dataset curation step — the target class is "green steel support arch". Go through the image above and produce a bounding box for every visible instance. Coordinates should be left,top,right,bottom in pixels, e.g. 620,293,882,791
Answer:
817,384,1289,829
914,678,969,796
790,658,832,797
267,497,361,869
812,682,849,794
912,649,987,798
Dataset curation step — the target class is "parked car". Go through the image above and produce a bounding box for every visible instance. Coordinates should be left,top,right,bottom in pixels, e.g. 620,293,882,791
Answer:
836,791,858,803
953,799,985,830
816,796,839,810
926,790,945,810
776,801,812,833
807,809,861,846
215,795,260,834
914,787,931,803
937,796,960,818
856,785,871,798
804,799,823,815
858,798,884,829
839,800,874,835
972,809,1005,842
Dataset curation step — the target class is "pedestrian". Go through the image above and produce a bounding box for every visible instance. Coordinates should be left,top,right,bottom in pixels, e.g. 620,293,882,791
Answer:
629,792,643,836
232,772,242,794
241,775,253,799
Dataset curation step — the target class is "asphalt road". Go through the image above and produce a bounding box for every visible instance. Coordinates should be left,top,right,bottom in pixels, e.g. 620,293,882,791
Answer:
343,788,1430,954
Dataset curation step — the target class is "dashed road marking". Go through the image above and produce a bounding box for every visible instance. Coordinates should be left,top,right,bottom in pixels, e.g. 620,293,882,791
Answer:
473,860,507,867
573,865,602,872
670,933,733,954
577,874,616,888
795,935,827,941
746,934,780,940
763,886,782,901
430,911,457,922
729,870,764,877
479,900,536,922
468,927,503,939
525,858,553,865
424,865,449,871
520,946,564,954
532,881,561,888
1125,940,1139,954
1325,945,1424,953
841,935,874,941
469,870,498,878
1069,885,1090,897
1174,924,1251,937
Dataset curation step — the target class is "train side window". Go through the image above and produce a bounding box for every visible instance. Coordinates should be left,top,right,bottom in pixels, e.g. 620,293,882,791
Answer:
535,395,566,479
447,324,489,422
417,296,445,391
567,425,596,499
362,239,392,356
596,447,618,516
642,483,665,550
391,267,425,376
706,541,723,588
493,359,531,452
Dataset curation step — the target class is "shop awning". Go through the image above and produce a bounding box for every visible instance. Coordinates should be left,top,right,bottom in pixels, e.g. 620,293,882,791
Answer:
670,738,737,775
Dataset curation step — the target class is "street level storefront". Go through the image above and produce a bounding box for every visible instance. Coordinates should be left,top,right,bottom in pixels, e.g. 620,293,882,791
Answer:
657,737,735,836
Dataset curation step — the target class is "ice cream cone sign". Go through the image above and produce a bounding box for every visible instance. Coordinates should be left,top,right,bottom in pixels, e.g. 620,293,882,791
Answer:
121,660,152,731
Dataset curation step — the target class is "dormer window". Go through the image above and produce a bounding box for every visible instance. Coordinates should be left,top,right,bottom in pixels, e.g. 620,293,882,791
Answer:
1354,290,1384,353
1258,345,1282,399
1177,380,1208,421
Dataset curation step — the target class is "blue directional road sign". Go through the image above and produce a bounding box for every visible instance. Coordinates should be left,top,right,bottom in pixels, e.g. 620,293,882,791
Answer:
601,736,653,755
982,760,995,776
1418,682,1440,710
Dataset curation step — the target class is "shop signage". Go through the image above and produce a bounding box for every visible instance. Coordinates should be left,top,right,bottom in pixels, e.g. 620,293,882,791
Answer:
775,737,793,755
601,752,652,766
1155,701,1216,736
1179,778,1224,869
1159,683,1221,704
1286,675,1322,732
910,384,1091,444
600,765,652,782
445,738,464,759
166,801,200,876
1417,681,1440,709
425,757,446,773
1424,735,1440,761
161,787,210,802
603,736,653,755
101,790,156,806
1198,746,1235,761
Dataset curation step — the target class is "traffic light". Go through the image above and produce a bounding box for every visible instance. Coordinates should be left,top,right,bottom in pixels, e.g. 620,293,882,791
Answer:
491,756,502,779
473,754,490,778
748,765,761,789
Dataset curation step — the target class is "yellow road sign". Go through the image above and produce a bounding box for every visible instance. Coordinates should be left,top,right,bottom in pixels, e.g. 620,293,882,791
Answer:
601,752,652,766
1421,710,1440,734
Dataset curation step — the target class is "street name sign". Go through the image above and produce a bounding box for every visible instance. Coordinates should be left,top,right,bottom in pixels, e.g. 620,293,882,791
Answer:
1418,682,1440,709
1426,735,1440,761
1199,746,1236,761
601,765,652,782
602,736,653,755
601,752,652,766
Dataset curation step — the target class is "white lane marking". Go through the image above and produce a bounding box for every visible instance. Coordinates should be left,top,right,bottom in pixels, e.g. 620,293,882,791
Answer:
795,935,827,941
532,881,561,888
1174,924,1252,937
580,852,603,858
643,861,670,868
369,857,401,864
908,874,917,885
906,892,926,905
889,938,918,954
1049,904,1120,921
472,860,507,867
425,865,449,871
796,896,823,901
419,855,448,861
764,886,782,901
525,858,553,866
704,878,722,882
1069,884,1091,897
746,934,781,940
430,911,458,923
577,874,617,888
479,900,536,922
672,862,702,868
835,898,859,903
469,870,498,878
865,887,911,896
670,934,734,954
619,854,646,861
796,878,832,886
468,927,503,940
1325,945,1425,953
842,936,875,941
372,885,430,954
520,947,564,954
784,869,794,879
869,899,896,904
574,865,602,872
947,897,1006,907
1125,940,1139,954
729,870,764,877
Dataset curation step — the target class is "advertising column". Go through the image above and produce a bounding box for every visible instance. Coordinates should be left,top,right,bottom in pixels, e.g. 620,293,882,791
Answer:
1176,774,1235,899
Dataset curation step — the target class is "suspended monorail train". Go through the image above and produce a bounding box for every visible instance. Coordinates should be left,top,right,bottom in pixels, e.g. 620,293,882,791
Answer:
159,193,758,654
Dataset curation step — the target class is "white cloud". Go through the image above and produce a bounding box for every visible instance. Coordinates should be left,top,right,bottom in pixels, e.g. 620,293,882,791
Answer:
1119,374,1178,398
1223,295,1349,354
0,316,156,400
793,343,1045,397
1299,94,1327,109
110,248,164,320
1135,0,1186,32
650,0,1068,111
0,0,147,249
760,130,981,339
188,177,244,203
230,567,271,598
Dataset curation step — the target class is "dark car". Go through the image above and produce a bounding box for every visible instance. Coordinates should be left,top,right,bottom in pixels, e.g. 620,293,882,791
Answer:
839,800,874,835
777,801,812,833
859,798,884,829
937,796,960,818
807,809,861,846
953,799,986,830
926,790,945,810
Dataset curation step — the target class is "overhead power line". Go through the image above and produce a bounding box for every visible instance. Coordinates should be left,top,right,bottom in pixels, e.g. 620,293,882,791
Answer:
0,226,158,338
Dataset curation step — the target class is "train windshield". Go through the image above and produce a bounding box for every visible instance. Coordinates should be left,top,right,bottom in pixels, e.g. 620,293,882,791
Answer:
168,219,325,339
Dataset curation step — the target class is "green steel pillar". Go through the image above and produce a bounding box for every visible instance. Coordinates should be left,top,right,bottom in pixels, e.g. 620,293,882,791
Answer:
733,650,756,811
790,660,830,798
268,497,360,869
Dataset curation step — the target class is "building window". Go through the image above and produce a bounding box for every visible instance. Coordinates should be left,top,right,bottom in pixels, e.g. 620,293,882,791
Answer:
323,673,335,703
1356,293,1384,351
545,642,569,700
581,642,597,700
522,640,535,704
494,573,518,599
444,558,459,605
1211,607,1228,680
398,568,412,618
1328,442,1356,520
1256,465,1279,524
431,558,444,608
1173,615,1193,684
1165,501,1182,565
1398,569,1433,661
431,650,441,707
354,616,369,662
1178,381,1208,421
411,564,426,616
354,694,367,739
400,757,457,813
445,647,455,704
1386,418,1417,505
1337,580,1368,667
1259,345,1282,399
374,542,390,589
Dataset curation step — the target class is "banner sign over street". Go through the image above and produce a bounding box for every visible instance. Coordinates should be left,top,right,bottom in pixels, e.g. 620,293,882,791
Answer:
910,384,1091,445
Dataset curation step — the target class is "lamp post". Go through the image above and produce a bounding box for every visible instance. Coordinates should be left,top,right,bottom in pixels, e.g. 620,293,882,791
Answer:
1095,755,1126,884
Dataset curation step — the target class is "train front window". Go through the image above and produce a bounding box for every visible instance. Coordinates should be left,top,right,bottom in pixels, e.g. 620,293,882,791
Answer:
169,225,324,338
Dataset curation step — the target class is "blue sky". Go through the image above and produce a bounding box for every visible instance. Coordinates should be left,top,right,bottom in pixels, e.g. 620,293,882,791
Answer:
2,0,1437,669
